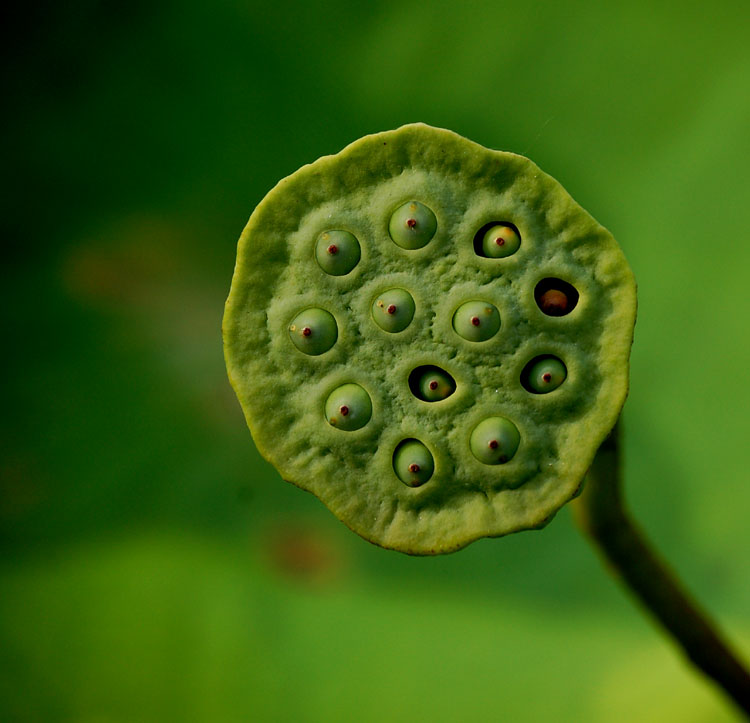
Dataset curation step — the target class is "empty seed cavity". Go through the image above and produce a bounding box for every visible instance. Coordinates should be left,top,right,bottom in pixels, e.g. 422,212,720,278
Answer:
534,278,579,316
315,230,361,276
288,308,338,355
393,439,434,487
409,365,457,402
474,222,521,258
470,417,520,465
325,383,372,431
389,201,437,249
372,288,416,333
521,355,567,394
452,301,500,342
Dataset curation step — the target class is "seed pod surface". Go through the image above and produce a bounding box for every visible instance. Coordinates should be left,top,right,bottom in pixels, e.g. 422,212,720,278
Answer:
224,123,636,554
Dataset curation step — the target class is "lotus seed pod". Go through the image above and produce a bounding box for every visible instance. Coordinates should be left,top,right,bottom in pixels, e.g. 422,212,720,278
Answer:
393,439,434,487
288,308,337,355
414,367,456,402
452,301,501,342
371,288,415,333
524,356,567,394
388,201,437,249
315,230,361,276
470,417,521,465
481,224,521,258
223,123,637,555
325,383,372,431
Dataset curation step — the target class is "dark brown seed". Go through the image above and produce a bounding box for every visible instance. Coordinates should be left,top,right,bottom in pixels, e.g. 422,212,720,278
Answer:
540,289,569,314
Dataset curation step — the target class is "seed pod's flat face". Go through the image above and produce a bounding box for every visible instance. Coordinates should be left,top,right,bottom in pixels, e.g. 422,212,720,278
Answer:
223,123,636,555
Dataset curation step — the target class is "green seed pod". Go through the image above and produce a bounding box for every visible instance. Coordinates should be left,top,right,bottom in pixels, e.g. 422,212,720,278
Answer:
452,301,500,342
470,417,521,465
388,201,437,249
224,123,637,555
325,383,372,431
315,230,361,276
371,288,415,333
393,439,434,487
414,367,456,402
524,356,567,394
288,308,337,355
481,224,521,258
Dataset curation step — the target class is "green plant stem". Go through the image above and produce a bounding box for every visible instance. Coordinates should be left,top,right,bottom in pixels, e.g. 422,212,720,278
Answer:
572,420,750,717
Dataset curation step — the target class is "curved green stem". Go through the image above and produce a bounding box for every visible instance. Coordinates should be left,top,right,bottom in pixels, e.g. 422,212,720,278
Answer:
572,420,750,717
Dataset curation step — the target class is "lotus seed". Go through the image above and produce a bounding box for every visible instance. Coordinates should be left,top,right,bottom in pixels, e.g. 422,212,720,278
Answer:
288,308,338,355
524,356,567,393
393,439,434,487
540,289,568,315
415,367,456,402
389,201,437,250
315,230,361,276
535,278,579,316
452,301,500,342
470,417,521,465
481,224,521,258
372,288,415,333
325,383,372,431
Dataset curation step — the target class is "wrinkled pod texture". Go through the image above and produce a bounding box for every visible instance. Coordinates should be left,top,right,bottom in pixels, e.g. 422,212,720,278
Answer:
223,123,636,555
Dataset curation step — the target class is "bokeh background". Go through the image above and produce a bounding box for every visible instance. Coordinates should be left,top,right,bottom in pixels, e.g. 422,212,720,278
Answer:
3,1,749,721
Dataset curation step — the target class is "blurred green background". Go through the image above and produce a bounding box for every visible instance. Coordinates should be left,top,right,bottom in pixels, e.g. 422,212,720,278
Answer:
2,1,749,721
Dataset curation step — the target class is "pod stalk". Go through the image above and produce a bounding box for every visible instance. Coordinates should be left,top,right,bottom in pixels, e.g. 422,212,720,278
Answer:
572,420,750,717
